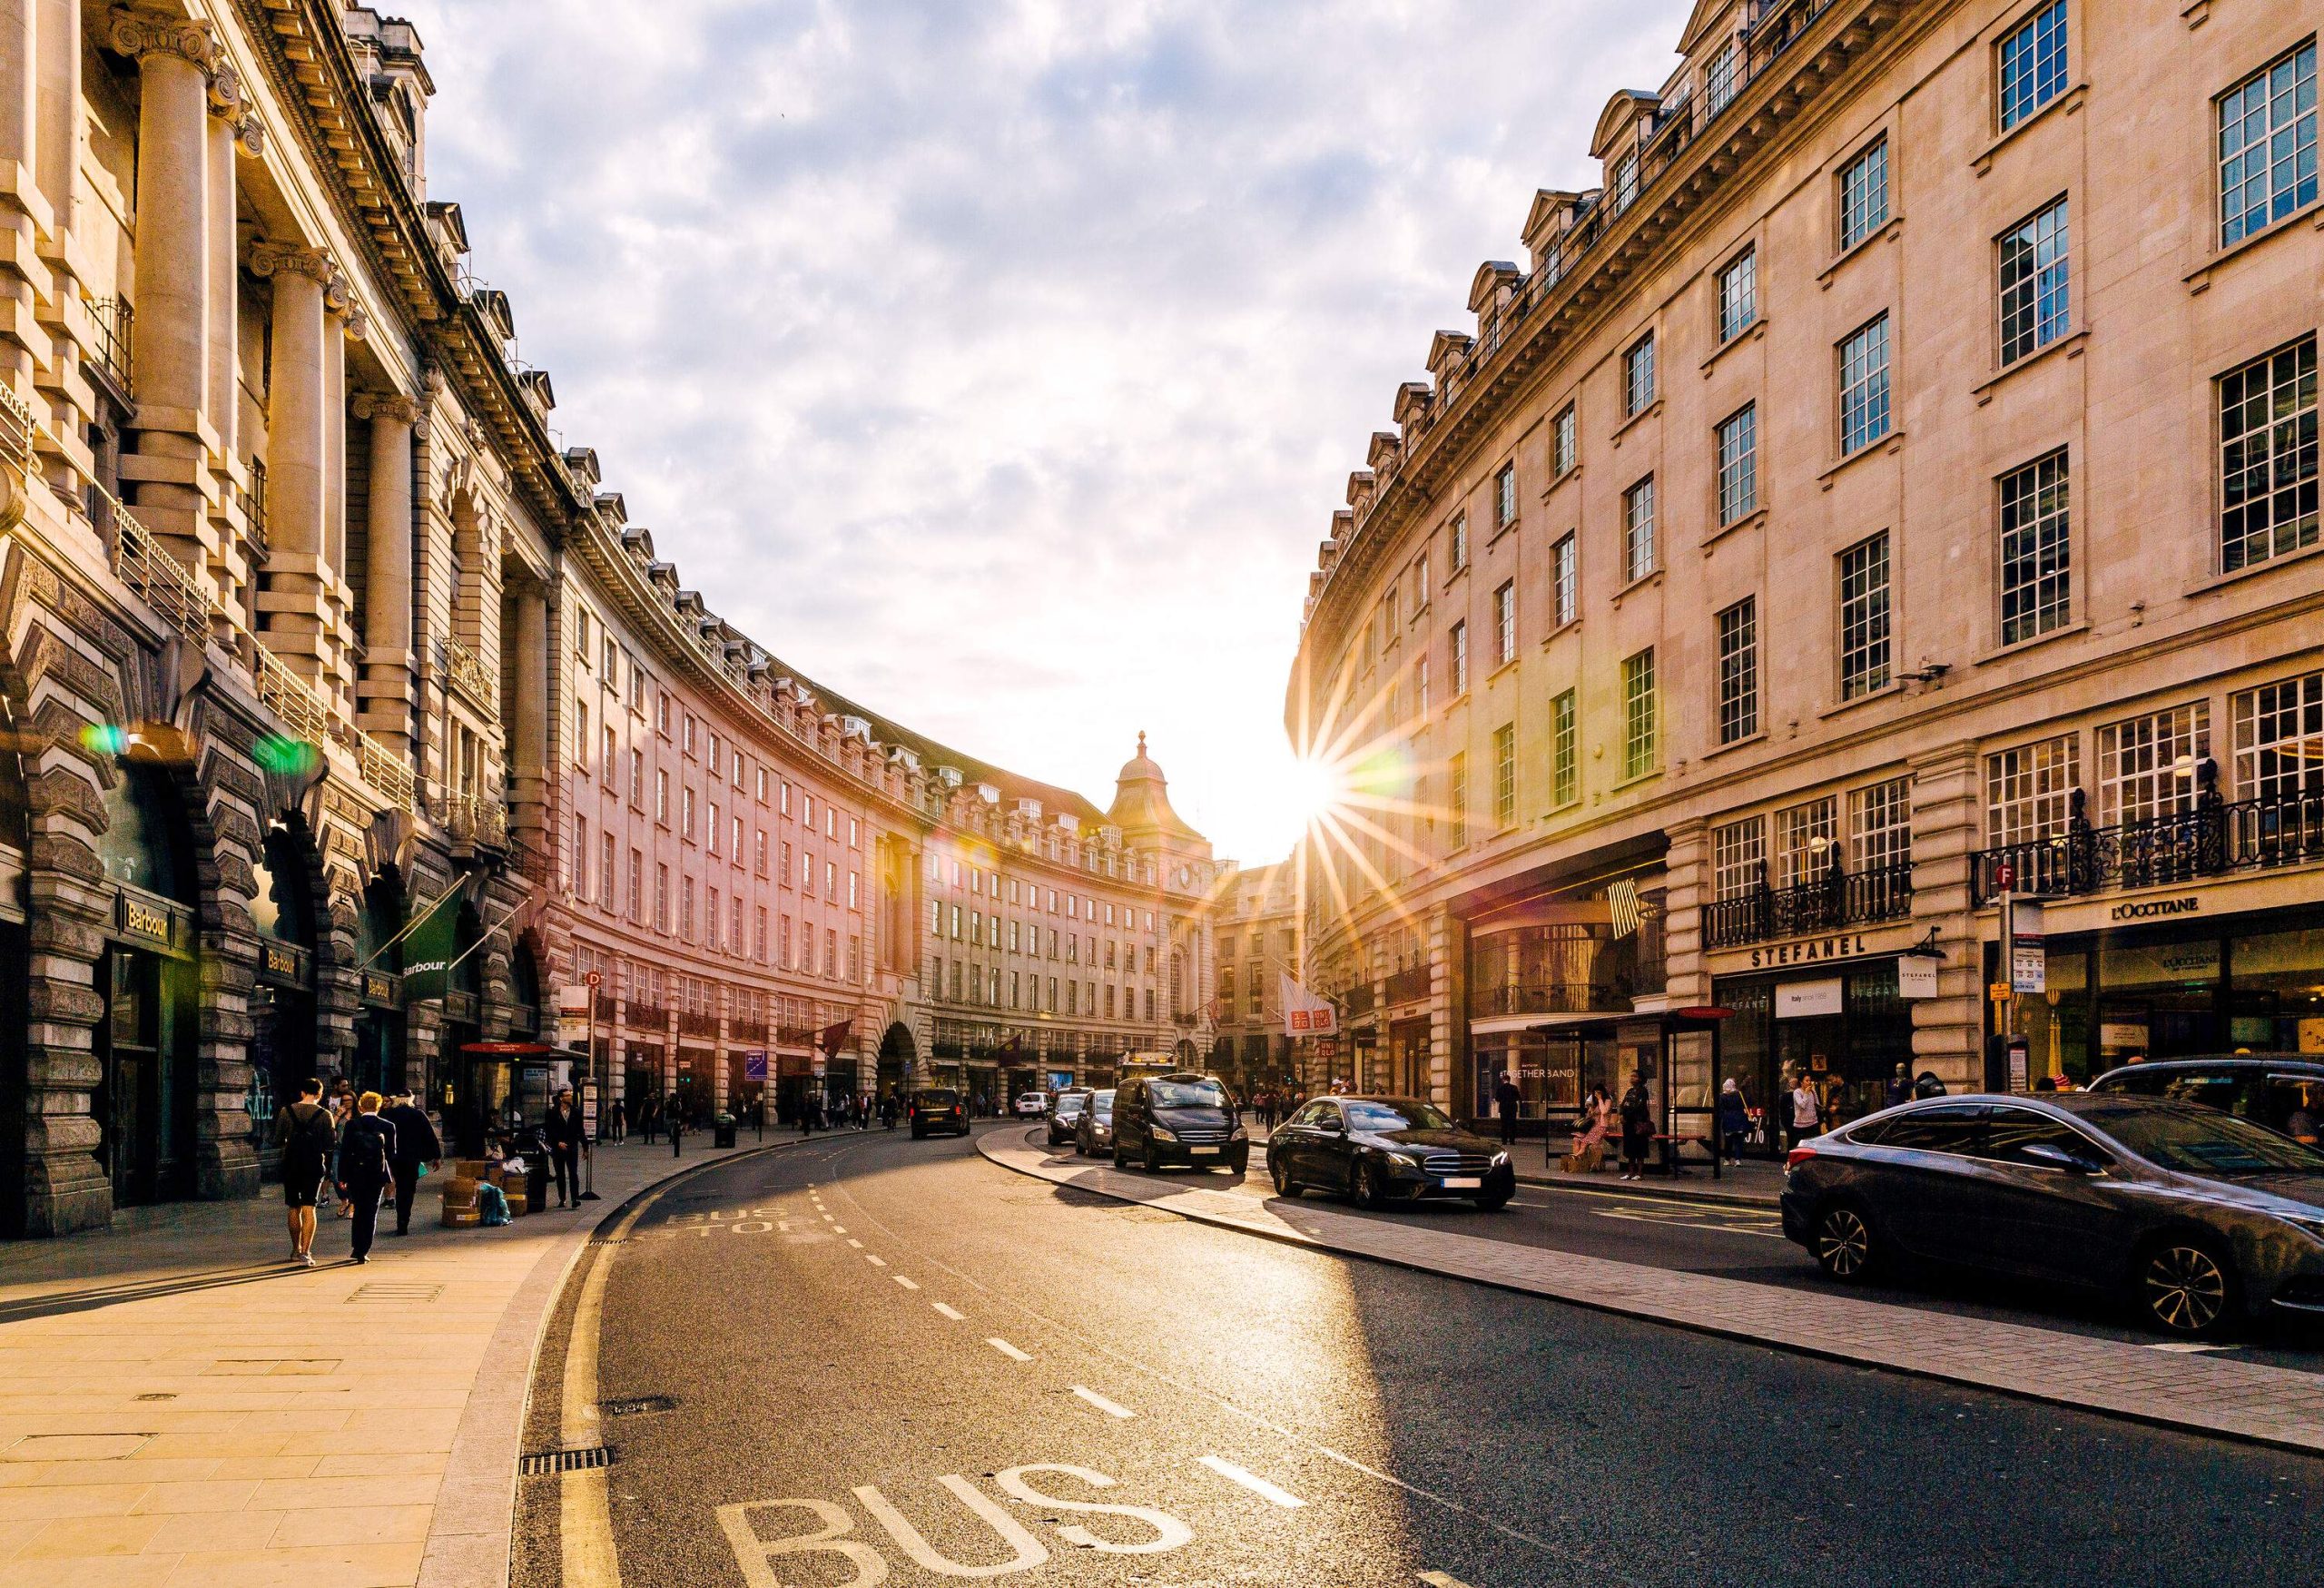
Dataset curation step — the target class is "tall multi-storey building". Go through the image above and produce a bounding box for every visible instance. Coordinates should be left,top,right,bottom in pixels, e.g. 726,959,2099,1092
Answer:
0,1,1220,1238
1207,858,1304,1094
1288,0,2321,1147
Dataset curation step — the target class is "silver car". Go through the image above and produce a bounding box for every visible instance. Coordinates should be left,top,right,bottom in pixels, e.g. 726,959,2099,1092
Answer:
1780,1092,2324,1336
1074,1090,1116,1158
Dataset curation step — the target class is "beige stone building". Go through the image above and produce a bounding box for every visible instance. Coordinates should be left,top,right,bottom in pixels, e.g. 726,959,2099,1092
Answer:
1207,857,1305,1093
1287,0,2320,1151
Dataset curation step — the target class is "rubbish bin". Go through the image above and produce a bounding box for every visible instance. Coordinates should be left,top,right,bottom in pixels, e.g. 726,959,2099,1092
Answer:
714,1113,737,1149
525,1155,549,1215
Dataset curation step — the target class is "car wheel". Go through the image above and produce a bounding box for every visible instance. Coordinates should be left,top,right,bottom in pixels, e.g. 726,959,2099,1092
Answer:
1472,1189,1512,1212
1353,1159,1389,1211
1111,1142,1127,1169
1143,1142,1163,1174
2139,1236,2237,1337
911,1127,924,1139
1271,1157,1300,1198
1812,1201,1877,1282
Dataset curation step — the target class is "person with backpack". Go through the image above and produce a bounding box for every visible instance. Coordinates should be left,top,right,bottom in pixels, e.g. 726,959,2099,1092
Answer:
336,1091,398,1264
274,1078,336,1267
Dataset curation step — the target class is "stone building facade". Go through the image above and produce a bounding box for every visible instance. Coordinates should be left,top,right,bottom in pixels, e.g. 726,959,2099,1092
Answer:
1287,0,2321,1148
1207,858,1304,1094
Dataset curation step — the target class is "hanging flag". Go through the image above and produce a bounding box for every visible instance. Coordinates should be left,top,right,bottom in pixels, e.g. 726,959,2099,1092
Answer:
817,1019,852,1057
1279,973,1339,1037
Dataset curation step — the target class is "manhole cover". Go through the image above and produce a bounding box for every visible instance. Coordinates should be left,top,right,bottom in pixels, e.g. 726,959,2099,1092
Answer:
519,1445,612,1475
603,1396,675,1416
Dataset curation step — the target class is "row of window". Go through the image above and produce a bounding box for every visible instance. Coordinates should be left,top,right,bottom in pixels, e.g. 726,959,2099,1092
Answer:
569,943,848,1031
930,958,1157,1021
930,902,1156,972
926,855,1157,931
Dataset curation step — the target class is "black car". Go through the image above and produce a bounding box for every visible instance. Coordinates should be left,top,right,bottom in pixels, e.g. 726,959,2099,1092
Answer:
1781,1091,2324,1336
1269,1095,1516,1211
906,1088,970,1139
2087,1055,2324,1141
1046,1089,1094,1148
1074,1089,1116,1158
1110,1072,1248,1173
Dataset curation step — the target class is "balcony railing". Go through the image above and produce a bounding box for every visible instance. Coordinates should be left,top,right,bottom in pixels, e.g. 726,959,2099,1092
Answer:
1341,982,1376,1020
440,791,509,853
437,633,497,711
1969,793,2324,906
88,297,133,399
625,1001,672,1031
1702,860,1915,950
678,1009,720,1039
1384,963,1432,1005
1468,981,1638,1020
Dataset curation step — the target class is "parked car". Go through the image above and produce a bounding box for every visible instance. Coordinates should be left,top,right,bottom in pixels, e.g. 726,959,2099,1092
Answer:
907,1088,970,1139
1268,1095,1515,1211
1046,1089,1093,1147
1075,1090,1117,1158
1111,1072,1247,1174
2087,1055,2324,1141
1014,1091,1049,1119
1781,1092,2324,1336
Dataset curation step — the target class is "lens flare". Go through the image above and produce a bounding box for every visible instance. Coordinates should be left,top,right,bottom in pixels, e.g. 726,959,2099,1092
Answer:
253,735,321,776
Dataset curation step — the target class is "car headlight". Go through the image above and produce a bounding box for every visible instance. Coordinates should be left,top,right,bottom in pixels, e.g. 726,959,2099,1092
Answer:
1492,1151,1511,1168
1230,1126,1247,1140
1150,1126,1177,1142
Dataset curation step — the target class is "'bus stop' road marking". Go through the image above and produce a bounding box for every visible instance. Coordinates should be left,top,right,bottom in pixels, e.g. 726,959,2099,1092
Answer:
1197,1455,1304,1508
987,1337,1032,1362
1071,1386,1133,1419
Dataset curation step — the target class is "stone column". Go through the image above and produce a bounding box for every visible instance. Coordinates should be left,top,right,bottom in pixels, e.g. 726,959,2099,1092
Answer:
111,9,215,569
248,242,330,677
352,391,419,742
1908,742,1985,1092
1661,816,1708,1007
203,92,259,612
507,579,550,843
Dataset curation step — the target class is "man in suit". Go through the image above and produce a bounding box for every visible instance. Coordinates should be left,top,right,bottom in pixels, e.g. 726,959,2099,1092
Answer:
544,1089,586,1208
336,1091,398,1264
381,1091,441,1236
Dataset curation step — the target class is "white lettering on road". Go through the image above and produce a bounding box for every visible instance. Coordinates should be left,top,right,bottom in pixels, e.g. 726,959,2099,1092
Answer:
932,1303,967,1321
1197,1455,1305,1508
853,1475,1048,1577
732,1220,773,1234
1417,1573,1477,1588
986,1337,1032,1362
892,1275,920,1290
716,1497,888,1588
994,1465,1188,1553
1069,1386,1133,1419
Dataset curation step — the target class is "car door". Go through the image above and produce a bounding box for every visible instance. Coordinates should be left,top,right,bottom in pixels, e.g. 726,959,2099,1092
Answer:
1310,1102,1362,1190
1962,1106,2134,1286
1852,1104,1992,1263
1274,1100,1324,1183
1115,1081,1144,1157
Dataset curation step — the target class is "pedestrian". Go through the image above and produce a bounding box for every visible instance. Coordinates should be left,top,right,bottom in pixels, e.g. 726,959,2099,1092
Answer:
1885,1062,1913,1109
668,1095,684,1159
801,1092,817,1136
273,1078,335,1267
544,1089,585,1209
380,1090,440,1237
1787,1070,1823,1151
326,1088,355,1218
336,1091,397,1265
1717,1078,1750,1165
638,1093,658,1146
1618,1073,1654,1181
1568,1085,1612,1169
1493,1070,1521,1149
881,1091,899,1130
1912,1070,1947,1100
608,1096,627,1143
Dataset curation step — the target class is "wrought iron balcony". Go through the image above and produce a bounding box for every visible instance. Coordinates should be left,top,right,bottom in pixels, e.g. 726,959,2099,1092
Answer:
1969,791,2324,906
1702,860,1914,950
1384,963,1433,1005
1341,982,1376,1020
87,297,133,400
1468,980,1638,1020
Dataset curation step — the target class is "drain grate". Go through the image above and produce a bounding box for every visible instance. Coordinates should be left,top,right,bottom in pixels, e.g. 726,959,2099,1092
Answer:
603,1396,675,1416
519,1445,612,1475
347,1283,442,1304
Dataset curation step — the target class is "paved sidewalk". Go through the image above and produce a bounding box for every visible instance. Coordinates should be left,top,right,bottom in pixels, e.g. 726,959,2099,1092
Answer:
981,1129,2324,1457
0,1132,793,1588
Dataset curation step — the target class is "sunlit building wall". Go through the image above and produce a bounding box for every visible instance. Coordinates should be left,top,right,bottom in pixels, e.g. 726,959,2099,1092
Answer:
1287,0,2323,1139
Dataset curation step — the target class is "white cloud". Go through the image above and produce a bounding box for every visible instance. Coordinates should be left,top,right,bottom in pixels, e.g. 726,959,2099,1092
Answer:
391,0,1688,859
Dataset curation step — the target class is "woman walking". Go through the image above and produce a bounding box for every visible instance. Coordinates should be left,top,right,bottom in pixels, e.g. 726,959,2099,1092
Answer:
1618,1073,1654,1181
1717,1078,1751,1165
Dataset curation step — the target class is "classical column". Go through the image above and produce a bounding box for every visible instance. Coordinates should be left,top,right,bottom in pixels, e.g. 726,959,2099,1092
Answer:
0,0,35,388
321,293,347,576
352,390,418,740
506,579,550,842
248,241,331,676
1908,742,1986,1093
111,8,215,567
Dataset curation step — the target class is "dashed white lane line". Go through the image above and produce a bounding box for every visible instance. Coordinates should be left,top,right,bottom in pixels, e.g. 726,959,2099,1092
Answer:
986,1337,1033,1362
932,1303,967,1321
1070,1385,1134,1419
847,1238,863,1249
892,1275,920,1290
831,1224,847,1234
1197,1455,1305,1508
865,1254,887,1267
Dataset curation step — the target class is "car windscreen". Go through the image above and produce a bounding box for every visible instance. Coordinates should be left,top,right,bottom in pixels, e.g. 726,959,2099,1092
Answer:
916,1090,960,1106
1344,1100,1454,1134
1150,1080,1227,1109
1089,1091,1115,1115
2076,1100,2324,1177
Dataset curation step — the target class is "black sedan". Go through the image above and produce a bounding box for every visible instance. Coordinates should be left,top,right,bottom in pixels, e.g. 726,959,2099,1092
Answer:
1268,1095,1515,1211
1073,1090,1116,1158
1781,1092,2324,1336
1046,1089,1093,1147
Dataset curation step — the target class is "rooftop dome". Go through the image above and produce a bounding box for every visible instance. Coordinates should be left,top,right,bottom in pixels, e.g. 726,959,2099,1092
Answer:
1108,732,1201,841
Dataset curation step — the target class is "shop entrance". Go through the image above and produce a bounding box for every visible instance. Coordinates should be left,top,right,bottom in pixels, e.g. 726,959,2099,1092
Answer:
877,1021,914,1099
249,823,320,1145
1388,1018,1430,1099
94,763,202,1208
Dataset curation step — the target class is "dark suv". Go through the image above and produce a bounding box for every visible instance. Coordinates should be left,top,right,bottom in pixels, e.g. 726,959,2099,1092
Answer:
2087,1056,2324,1140
906,1088,969,1139
1111,1072,1247,1173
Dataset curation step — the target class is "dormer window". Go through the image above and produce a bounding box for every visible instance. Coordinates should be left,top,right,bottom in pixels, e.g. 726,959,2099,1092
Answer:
1705,38,1741,115
1611,149,1640,212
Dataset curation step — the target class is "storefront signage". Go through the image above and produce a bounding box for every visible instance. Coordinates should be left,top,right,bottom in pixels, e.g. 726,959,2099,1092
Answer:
1776,978,1845,1019
1896,955,1939,1000
117,892,176,951
361,970,399,1007
2109,895,2200,922
2100,1021,2149,1052
2009,901,2046,994
1743,933,1870,970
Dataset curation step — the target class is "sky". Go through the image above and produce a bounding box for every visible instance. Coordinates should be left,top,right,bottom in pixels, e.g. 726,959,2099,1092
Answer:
390,0,1690,863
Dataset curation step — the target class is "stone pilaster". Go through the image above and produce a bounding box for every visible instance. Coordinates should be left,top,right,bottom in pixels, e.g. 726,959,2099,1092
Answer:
1661,815,1708,1007
507,578,549,848
353,391,419,743
1908,741,1984,1090
249,241,332,681
1427,902,1461,1109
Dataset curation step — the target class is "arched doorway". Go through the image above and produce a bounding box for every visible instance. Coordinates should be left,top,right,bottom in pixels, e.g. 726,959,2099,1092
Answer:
0,695,30,1234
443,900,487,1151
507,938,542,1041
351,870,407,1096
93,761,201,1207
247,819,320,1146
876,1021,915,1101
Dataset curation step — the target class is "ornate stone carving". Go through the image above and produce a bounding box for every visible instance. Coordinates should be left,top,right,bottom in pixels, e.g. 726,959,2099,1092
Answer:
350,391,421,426
107,8,219,71
247,241,337,285
205,60,243,119
231,113,263,157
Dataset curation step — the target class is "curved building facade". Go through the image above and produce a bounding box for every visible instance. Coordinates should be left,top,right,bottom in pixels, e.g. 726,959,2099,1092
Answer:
1289,0,2322,1145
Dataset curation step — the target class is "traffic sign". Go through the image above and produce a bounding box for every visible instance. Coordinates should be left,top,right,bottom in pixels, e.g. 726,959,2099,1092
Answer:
1989,981,2013,1003
1994,860,2014,892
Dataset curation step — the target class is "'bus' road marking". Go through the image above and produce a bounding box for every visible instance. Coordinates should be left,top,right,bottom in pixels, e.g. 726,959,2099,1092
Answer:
1197,1455,1305,1508
933,1303,967,1321
1418,1573,1476,1588
1071,1386,1134,1419
865,1254,887,1267
987,1337,1032,1362
892,1275,920,1290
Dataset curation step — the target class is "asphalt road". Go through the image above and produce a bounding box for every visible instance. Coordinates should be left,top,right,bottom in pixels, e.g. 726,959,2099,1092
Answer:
515,1123,2324,1588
